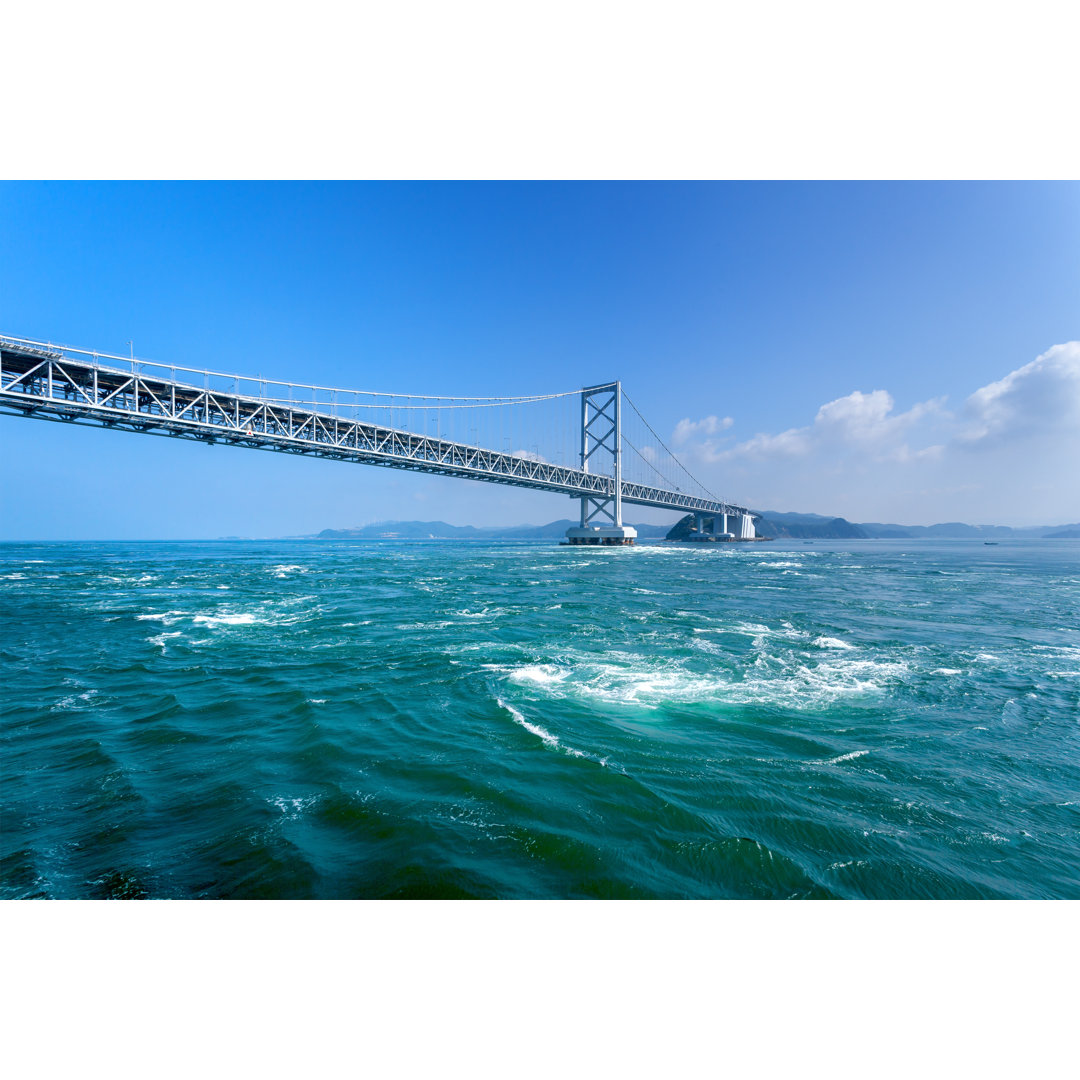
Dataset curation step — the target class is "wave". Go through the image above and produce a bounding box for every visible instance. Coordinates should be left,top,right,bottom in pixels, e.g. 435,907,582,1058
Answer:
508,664,569,687
812,636,856,650
813,749,871,765
136,610,188,623
148,631,183,650
193,612,260,628
186,606,314,629
491,645,906,711
269,794,321,820
500,698,560,748
497,698,592,761
50,689,102,712
454,608,502,619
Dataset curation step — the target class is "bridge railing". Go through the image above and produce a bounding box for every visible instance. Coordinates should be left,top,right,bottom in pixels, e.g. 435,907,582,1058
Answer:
0,334,578,424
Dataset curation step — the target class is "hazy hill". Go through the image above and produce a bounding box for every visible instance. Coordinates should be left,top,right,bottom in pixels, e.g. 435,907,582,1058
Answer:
854,521,1080,539
754,514,1080,540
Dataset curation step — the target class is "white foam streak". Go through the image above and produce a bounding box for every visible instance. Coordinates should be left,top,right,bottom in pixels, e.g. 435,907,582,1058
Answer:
509,664,569,687
270,795,319,819
497,698,597,761
136,610,187,622
812,636,856,650
193,612,259,627
269,564,309,578
499,698,559,747
816,749,871,765
495,638,906,710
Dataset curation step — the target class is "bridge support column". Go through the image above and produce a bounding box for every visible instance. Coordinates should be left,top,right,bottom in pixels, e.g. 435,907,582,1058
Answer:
565,381,637,546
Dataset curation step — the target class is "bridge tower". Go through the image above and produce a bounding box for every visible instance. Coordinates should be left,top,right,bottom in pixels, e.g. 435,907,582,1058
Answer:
564,381,637,546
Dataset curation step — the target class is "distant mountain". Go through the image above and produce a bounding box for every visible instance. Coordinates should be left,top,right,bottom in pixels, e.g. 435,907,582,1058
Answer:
757,515,868,539
753,511,835,526
320,520,488,539
854,521,1080,539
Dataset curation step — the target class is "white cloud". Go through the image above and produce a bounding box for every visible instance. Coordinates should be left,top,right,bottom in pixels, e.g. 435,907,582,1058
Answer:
961,341,1080,445
723,426,811,460
672,415,733,445
815,390,944,444
816,388,895,432
673,342,1080,525
705,389,946,464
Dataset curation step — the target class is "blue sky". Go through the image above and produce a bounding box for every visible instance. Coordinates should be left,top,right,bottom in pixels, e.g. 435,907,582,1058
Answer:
2,181,1077,538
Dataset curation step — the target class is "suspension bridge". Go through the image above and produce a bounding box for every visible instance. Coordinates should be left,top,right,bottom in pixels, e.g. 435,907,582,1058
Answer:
0,335,753,544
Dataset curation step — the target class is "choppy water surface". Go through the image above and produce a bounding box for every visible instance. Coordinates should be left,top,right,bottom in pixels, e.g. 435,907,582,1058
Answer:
2,538,1078,899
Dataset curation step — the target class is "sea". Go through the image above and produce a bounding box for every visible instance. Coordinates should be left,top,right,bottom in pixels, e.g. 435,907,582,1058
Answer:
1,537,1078,900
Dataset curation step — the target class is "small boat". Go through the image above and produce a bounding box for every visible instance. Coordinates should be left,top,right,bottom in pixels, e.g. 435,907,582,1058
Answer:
984,541,999,545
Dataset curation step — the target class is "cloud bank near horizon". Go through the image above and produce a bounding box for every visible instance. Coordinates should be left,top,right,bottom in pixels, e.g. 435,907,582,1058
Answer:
674,342,1080,526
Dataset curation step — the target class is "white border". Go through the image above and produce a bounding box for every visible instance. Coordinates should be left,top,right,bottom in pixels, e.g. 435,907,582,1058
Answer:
4,901,1076,1076
3,2,1078,179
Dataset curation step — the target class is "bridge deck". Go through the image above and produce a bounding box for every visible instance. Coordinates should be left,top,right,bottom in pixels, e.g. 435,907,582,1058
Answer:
0,338,744,518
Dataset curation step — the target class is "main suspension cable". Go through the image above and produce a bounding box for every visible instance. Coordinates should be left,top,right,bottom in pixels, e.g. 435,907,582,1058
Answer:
621,390,722,502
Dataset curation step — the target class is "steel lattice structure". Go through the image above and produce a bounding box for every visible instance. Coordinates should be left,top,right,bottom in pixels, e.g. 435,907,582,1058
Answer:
0,336,748,519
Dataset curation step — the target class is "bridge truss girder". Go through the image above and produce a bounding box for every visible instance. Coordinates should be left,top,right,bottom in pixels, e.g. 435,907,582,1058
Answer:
0,338,747,519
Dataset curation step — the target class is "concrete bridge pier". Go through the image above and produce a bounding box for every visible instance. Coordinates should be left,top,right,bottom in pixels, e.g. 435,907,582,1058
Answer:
689,510,743,541
565,524,638,545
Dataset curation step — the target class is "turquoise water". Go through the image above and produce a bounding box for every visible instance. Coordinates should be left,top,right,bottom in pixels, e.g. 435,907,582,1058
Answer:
2,538,1078,899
